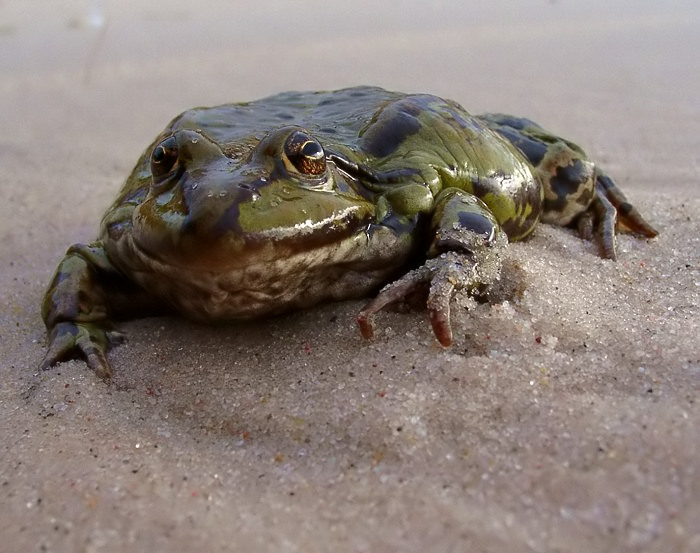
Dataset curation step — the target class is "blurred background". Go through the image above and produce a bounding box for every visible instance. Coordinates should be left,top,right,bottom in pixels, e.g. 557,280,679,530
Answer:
2,0,695,104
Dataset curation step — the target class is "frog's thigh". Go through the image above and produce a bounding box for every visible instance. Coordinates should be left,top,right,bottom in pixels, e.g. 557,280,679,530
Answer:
538,143,596,226
478,114,595,228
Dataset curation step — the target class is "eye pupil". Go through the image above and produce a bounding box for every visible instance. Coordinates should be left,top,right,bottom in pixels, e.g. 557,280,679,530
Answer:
301,141,323,159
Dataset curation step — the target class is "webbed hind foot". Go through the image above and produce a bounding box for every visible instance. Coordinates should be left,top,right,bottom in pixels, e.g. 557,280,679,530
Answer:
579,173,658,260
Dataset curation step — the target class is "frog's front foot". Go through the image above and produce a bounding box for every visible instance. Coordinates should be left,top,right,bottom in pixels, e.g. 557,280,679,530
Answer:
358,262,446,344
41,321,123,379
358,243,505,346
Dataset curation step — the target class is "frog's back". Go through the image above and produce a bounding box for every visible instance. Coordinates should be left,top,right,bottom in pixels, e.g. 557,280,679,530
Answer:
172,86,405,146
337,91,544,240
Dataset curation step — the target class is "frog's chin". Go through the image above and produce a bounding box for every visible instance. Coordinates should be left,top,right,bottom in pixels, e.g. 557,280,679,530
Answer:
123,221,398,322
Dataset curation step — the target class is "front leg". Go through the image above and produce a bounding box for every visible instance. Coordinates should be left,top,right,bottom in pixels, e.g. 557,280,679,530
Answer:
41,242,155,378
358,189,507,345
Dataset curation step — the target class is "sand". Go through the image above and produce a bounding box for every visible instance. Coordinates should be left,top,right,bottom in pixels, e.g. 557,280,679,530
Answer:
1,1,698,551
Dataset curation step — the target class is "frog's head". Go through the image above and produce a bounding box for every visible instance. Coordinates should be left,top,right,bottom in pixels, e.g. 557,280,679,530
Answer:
132,127,374,268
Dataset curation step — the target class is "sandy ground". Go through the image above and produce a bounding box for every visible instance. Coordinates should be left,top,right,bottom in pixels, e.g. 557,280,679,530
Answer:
1,1,698,551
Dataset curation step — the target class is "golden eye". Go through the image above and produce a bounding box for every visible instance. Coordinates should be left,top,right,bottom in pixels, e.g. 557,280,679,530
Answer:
150,135,179,180
284,131,326,175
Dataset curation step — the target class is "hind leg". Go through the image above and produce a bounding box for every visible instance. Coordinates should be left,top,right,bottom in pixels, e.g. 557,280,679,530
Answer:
478,113,658,259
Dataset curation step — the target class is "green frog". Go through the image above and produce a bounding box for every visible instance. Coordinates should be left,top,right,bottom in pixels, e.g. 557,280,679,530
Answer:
41,86,658,377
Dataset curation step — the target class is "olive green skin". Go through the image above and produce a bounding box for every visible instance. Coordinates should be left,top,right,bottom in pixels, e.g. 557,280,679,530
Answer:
41,86,657,377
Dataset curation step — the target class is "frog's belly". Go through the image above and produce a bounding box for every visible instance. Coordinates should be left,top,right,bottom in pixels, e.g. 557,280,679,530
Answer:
170,263,398,320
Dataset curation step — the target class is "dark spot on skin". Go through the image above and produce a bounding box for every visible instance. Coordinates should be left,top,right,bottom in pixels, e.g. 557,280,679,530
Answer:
210,200,242,236
468,177,492,201
491,126,548,167
544,170,593,213
457,211,496,239
551,159,590,200
400,101,422,117
317,127,338,134
481,114,541,131
276,112,295,120
364,109,422,157
433,211,498,255
500,177,543,239
543,197,564,213
195,172,273,237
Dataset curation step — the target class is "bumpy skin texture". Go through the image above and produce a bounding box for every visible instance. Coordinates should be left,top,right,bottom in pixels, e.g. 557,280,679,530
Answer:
41,86,657,377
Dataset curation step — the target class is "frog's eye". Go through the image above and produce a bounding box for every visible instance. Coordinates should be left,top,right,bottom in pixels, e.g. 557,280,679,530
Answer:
150,136,180,180
284,131,326,175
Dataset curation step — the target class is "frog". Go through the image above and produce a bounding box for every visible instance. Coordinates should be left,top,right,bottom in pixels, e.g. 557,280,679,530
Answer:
41,86,658,378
